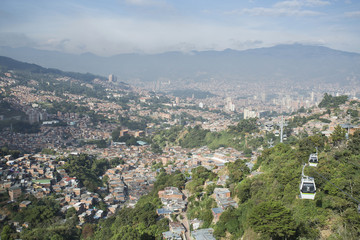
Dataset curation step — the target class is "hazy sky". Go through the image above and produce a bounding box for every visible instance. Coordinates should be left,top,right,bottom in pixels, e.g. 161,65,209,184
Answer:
0,0,359,55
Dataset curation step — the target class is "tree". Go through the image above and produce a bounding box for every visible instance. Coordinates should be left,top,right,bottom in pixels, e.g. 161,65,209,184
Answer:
50,234,64,240
41,148,57,155
81,224,96,239
331,125,346,146
112,225,141,240
61,154,108,191
111,128,120,142
1,225,14,240
126,136,138,146
244,148,253,157
348,130,360,154
318,93,348,109
298,134,326,153
227,159,250,184
229,118,258,134
151,143,163,154
66,207,76,219
248,201,297,239
347,109,359,118
180,125,209,148
236,179,252,203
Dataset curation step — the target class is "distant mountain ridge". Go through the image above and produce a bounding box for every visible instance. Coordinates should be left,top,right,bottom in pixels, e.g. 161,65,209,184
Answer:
0,44,359,85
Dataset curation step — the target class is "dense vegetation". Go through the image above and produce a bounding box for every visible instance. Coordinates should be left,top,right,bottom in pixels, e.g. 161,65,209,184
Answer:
318,93,348,109
1,195,81,240
0,100,25,118
42,101,90,115
152,118,260,151
170,89,216,99
0,146,21,158
118,116,147,131
0,120,40,134
60,154,110,192
211,132,360,239
186,167,218,227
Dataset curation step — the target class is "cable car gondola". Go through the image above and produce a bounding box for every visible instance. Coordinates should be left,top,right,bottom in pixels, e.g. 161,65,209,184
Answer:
308,153,318,167
300,176,316,200
283,134,287,141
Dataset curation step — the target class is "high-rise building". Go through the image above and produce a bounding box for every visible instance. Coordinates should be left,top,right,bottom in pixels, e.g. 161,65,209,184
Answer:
244,108,259,119
27,110,39,124
261,92,266,102
225,97,235,112
9,186,22,201
154,80,161,92
108,74,117,82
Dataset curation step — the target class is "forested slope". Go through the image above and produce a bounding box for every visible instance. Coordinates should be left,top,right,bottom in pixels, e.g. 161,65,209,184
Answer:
212,132,360,239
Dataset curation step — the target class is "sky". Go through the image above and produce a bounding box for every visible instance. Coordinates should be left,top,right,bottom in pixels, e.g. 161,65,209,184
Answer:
0,0,359,56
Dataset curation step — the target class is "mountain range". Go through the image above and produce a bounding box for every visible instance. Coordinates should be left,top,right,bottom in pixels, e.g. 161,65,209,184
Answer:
0,44,359,85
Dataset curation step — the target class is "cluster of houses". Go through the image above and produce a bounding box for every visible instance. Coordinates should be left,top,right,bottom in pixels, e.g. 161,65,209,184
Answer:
157,187,188,240
162,223,216,240
162,222,186,240
0,153,115,227
0,154,58,201
211,188,238,223
158,186,218,240
157,187,187,217
102,160,157,208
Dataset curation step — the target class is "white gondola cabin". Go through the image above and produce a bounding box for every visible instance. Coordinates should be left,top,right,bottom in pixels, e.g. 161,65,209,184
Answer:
283,134,287,141
300,176,316,200
308,153,318,167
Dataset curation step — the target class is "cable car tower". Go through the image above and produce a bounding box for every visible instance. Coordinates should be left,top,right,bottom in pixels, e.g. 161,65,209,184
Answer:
299,164,316,200
278,116,288,143
268,138,274,148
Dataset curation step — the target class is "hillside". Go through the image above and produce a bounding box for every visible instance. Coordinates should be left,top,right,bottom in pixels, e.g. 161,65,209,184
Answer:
0,56,106,83
0,55,359,240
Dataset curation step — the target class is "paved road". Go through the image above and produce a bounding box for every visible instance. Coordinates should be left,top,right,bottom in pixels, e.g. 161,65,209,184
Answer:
180,189,191,240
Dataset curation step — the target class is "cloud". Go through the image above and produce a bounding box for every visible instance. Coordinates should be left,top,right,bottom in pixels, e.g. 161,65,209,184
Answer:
345,11,360,17
0,32,37,48
21,16,274,55
229,39,263,49
235,7,323,16
227,0,328,17
275,0,330,8
0,0,357,55
43,38,71,51
124,0,167,7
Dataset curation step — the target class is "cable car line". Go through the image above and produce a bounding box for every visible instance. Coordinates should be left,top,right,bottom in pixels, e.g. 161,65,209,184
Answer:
345,160,360,169
313,170,360,205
